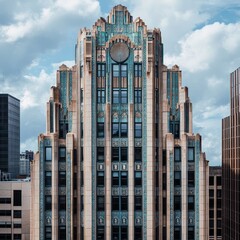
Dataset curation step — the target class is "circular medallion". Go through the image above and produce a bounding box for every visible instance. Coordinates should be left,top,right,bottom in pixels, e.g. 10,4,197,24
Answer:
110,42,129,63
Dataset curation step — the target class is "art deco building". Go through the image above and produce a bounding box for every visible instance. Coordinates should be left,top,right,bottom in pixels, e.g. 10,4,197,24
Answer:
222,67,240,240
0,94,20,179
31,5,209,240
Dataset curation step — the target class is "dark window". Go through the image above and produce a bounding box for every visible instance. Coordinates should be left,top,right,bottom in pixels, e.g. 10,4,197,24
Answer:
209,176,214,185
217,176,221,186
174,227,181,240
174,196,181,210
217,229,221,236
121,196,128,211
45,147,52,161
134,147,142,162
97,147,104,162
13,190,22,206
209,199,214,209
0,223,11,228
135,171,142,186
0,198,11,204
209,229,214,236
209,189,214,197
97,171,104,186
97,123,104,138
14,224,22,228
209,220,214,228
174,171,181,187
0,234,11,240
112,196,119,211
112,123,119,138
217,199,221,208
59,171,66,187
59,226,66,240
174,147,181,162
45,196,52,210
162,150,166,166
188,171,195,187
188,227,194,240
135,123,142,138
112,148,119,162
188,196,194,211
188,147,194,162
120,123,128,137
13,235,21,240
135,196,142,211
163,197,166,215
0,210,11,216
13,210,21,218
162,173,166,190
59,196,66,210
217,189,221,198
112,226,119,240
217,210,221,218
121,226,128,240
97,196,104,211
121,147,128,162
59,147,66,162
97,226,104,240
209,210,214,218
134,226,142,240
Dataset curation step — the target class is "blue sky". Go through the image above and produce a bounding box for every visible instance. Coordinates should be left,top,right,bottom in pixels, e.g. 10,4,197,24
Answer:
0,0,240,165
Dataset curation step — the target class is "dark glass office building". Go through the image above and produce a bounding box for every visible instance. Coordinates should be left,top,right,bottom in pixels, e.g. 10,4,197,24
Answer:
0,94,20,178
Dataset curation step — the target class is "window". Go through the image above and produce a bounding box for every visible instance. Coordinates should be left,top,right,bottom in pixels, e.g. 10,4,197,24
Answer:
97,64,106,77
0,198,11,204
121,123,128,137
45,196,52,210
112,172,119,186
217,176,221,186
97,226,104,240
112,196,119,211
209,210,214,218
14,224,21,228
209,199,214,209
113,65,119,77
217,199,221,208
13,190,22,206
188,171,195,187
13,235,21,240
209,220,214,228
121,89,128,104
162,150,166,166
134,226,142,240
59,196,66,210
59,147,66,162
135,171,142,186
217,210,221,218
209,176,214,185
121,226,128,240
121,171,128,186
174,227,181,240
188,196,194,211
45,172,51,187
97,89,105,103
121,196,128,211
0,210,11,216
45,147,52,161
209,189,214,197
162,173,166,190
0,223,11,228
59,226,66,240
134,89,142,103
59,171,66,187
97,171,104,186
217,189,221,198
188,227,194,240
174,196,181,210
112,123,119,138
188,147,194,161
135,123,142,138
134,64,142,77
135,196,142,211
174,147,181,162
112,148,119,162
13,210,21,218
134,147,142,162
97,147,104,162
174,171,181,187
97,196,104,211
112,90,119,104
121,147,128,162
163,197,166,215
97,123,104,138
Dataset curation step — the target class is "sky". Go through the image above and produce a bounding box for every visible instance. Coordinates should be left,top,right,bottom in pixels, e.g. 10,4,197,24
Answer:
0,0,240,165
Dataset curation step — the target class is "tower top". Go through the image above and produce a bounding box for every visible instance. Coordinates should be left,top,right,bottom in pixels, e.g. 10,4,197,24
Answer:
107,5,133,24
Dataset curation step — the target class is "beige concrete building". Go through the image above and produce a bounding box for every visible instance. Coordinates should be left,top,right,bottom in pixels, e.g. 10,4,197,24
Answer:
0,180,31,240
209,166,222,240
31,5,209,240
